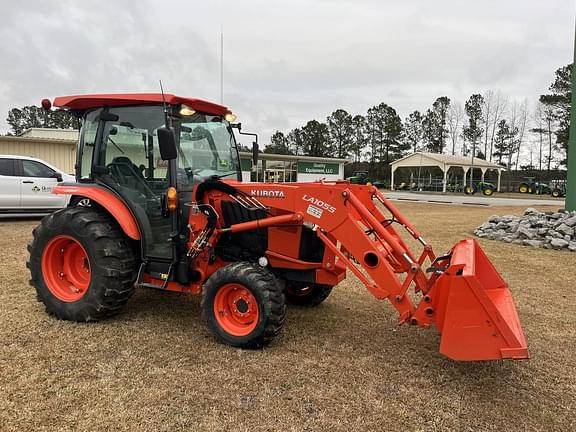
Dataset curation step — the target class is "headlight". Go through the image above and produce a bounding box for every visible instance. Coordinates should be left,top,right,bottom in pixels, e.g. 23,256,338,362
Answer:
179,105,196,116
224,111,237,122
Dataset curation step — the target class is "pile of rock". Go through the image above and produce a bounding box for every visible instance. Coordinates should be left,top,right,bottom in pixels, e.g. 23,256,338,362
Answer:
474,207,576,252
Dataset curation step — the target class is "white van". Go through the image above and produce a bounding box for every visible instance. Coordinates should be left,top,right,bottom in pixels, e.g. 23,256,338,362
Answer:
0,155,75,213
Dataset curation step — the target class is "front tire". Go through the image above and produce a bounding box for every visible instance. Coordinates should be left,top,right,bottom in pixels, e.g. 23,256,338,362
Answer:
464,185,475,195
27,207,137,321
482,187,494,196
202,262,285,348
285,282,333,307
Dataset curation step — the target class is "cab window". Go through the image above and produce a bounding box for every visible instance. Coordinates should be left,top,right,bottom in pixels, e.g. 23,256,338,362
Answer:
22,160,55,178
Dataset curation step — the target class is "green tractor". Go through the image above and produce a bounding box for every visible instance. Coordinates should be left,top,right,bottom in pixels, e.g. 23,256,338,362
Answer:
550,182,566,198
518,177,551,195
346,171,387,189
464,181,496,196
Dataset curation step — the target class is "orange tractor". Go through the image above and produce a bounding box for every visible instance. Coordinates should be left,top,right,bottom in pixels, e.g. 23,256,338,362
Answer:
28,94,528,360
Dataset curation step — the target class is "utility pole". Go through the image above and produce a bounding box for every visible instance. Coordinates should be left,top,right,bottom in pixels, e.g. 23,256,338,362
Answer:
567,18,576,210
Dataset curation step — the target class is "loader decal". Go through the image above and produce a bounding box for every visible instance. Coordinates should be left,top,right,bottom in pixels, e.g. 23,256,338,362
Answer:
302,195,336,213
250,190,285,198
306,205,323,219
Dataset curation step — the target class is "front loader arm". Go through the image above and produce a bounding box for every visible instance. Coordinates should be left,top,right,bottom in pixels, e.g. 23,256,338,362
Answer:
208,180,528,361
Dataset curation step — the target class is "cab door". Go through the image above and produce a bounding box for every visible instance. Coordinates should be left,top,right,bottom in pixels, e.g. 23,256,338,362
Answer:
91,106,174,261
0,158,21,210
19,159,67,209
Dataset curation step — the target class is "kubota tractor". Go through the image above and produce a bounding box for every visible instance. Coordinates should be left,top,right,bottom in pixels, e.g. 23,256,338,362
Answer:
27,94,528,361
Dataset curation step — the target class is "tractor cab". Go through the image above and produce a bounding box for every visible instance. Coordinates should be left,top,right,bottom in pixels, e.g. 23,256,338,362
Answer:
58,94,242,262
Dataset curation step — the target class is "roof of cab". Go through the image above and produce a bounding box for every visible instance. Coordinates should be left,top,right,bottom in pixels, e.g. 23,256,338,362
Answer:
53,93,229,116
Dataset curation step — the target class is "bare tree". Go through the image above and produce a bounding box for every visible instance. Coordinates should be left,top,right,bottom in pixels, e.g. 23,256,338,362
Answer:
514,100,529,170
482,90,494,158
506,100,519,169
447,102,464,155
490,92,508,161
530,102,547,171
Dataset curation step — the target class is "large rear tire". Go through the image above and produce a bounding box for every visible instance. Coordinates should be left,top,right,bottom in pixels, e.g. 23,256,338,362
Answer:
202,262,285,348
27,207,137,321
285,282,333,307
518,184,529,193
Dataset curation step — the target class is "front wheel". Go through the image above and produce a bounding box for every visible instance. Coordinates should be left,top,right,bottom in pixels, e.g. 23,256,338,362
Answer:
552,189,562,198
464,185,475,195
285,282,333,307
202,262,286,348
482,187,494,196
27,207,137,321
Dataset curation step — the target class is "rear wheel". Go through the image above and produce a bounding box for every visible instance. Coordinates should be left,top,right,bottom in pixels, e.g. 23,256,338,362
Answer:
202,262,285,348
552,189,561,198
285,282,333,307
518,184,529,193
27,207,137,321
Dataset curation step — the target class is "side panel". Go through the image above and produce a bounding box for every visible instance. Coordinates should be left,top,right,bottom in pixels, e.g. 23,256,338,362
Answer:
52,184,141,240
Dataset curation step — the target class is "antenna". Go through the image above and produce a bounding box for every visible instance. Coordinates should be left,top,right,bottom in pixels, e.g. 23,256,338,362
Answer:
220,26,224,104
159,79,170,127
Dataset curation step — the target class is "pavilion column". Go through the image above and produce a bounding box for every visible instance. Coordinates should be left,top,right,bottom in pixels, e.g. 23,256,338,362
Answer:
462,167,470,188
442,165,449,193
480,167,487,182
497,170,502,192
391,166,397,190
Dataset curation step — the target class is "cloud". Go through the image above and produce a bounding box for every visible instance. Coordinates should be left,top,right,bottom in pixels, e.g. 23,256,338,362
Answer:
0,0,573,149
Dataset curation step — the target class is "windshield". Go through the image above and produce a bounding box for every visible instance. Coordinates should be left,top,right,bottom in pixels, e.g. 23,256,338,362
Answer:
177,113,240,185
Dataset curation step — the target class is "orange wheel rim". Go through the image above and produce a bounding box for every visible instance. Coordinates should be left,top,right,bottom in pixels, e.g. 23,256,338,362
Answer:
41,235,91,302
213,283,259,336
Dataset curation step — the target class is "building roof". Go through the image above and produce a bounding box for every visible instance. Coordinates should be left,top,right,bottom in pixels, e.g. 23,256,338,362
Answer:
20,128,79,141
53,93,229,116
239,152,350,164
391,152,504,170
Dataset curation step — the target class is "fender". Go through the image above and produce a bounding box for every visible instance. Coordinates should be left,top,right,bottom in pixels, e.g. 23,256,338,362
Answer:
53,184,141,240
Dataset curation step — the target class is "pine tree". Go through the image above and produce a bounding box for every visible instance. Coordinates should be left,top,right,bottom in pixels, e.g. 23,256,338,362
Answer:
404,111,423,153
326,109,354,158
539,63,571,165
265,131,292,155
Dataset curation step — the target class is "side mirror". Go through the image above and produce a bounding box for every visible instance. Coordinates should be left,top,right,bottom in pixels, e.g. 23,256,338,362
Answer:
52,172,63,182
252,141,259,166
157,127,178,160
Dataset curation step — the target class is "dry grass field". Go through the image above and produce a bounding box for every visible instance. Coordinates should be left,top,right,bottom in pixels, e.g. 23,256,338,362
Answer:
1,203,575,431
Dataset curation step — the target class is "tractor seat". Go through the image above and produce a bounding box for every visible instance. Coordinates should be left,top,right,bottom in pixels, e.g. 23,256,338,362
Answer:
109,156,150,196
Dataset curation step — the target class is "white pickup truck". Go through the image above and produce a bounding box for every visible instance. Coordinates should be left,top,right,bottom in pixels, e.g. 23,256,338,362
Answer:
0,155,75,213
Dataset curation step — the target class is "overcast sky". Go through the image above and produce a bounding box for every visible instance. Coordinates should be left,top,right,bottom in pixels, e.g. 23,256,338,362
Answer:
0,0,574,148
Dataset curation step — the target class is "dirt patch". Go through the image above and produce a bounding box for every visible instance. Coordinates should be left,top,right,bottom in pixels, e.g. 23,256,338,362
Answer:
1,204,574,431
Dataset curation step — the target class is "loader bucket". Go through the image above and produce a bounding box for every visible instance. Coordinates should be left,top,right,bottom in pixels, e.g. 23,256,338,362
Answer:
432,239,529,361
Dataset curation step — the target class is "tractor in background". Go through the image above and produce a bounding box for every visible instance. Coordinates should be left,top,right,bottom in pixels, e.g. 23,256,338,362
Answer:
27,93,528,361
518,177,551,195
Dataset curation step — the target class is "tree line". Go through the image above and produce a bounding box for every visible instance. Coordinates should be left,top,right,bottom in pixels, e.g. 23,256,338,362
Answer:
3,64,571,174
5,105,80,135
266,64,572,173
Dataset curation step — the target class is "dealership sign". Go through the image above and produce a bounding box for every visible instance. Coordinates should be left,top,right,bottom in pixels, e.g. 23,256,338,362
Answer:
297,161,339,175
